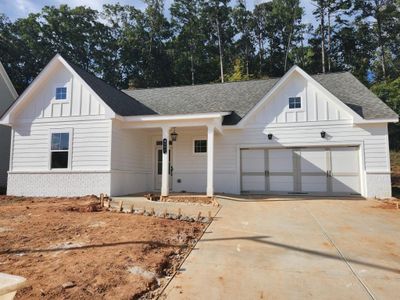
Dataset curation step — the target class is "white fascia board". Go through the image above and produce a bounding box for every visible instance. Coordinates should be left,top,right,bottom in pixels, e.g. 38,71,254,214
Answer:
354,118,399,124
0,61,18,99
237,65,364,127
122,112,231,122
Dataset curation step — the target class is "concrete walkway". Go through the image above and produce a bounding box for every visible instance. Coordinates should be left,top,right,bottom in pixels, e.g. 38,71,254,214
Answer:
162,197,400,299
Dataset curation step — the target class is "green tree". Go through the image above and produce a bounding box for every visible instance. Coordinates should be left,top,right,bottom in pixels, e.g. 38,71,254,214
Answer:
226,58,250,81
170,0,206,85
232,0,255,78
201,0,235,83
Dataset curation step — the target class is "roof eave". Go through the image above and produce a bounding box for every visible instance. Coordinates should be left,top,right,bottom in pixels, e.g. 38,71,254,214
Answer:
354,117,399,124
122,112,231,122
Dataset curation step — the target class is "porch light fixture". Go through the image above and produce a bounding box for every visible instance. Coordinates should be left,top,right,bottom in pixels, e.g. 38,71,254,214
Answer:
320,131,326,139
267,133,273,140
171,128,178,142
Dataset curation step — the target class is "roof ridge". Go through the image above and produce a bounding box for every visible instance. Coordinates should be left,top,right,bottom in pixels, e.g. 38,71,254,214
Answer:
124,71,356,92
123,78,280,92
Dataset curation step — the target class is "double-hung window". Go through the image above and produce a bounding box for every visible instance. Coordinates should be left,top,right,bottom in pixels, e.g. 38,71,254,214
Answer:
289,97,301,109
50,132,70,169
55,87,67,100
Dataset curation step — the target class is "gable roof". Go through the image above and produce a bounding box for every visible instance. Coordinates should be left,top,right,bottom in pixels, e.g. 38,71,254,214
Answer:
0,61,18,115
123,71,398,124
67,62,155,116
2,54,397,126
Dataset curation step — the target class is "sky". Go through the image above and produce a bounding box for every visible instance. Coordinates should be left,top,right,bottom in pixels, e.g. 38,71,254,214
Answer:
0,0,316,24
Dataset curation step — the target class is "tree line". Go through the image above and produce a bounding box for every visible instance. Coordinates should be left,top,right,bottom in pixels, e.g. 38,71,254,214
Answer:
0,0,399,118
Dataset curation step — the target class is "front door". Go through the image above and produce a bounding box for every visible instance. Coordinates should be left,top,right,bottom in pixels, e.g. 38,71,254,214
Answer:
154,146,173,191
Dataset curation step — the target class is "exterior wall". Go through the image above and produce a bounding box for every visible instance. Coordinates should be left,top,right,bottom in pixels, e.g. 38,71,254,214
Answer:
0,64,17,190
8,119,112,196
110,121,155,196
13,63,105,123
248,72,352,126
10,119,111,172
217,122,391,198
7,172,111,197
161,123,391,198
7,62,113,197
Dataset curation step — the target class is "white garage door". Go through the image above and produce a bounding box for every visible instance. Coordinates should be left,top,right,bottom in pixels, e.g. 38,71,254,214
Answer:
240,147,360,195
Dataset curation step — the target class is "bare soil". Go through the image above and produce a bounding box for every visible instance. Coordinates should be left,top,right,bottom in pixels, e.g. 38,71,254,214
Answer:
374,200,400,210
0,196,204,299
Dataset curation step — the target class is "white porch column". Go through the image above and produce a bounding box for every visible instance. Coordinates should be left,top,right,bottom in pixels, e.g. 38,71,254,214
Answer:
161,126,170,197
207,125,215,197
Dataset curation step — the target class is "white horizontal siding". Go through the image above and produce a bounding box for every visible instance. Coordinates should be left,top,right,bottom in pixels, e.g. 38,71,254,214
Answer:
164,122,389,196
109,122,155,195
11,119,112,172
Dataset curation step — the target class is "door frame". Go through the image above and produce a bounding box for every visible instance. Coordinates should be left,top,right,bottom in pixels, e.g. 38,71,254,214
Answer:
153,145,173,191
239,144,363,196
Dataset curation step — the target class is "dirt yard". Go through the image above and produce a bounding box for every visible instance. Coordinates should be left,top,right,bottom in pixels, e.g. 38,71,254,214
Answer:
0,196,205,299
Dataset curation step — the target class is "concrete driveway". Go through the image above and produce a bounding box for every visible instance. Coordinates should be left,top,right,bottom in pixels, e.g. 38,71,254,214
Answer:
162,197,400,300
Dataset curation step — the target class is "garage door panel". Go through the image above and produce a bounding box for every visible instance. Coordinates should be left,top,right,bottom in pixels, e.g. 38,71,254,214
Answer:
330,147,359,173
301,176,327,192
332,176,360,193
300,149,327,173
241,149,265,172
242,175,265,192
270,176,294,192
269,149,293,172
241,147,360,196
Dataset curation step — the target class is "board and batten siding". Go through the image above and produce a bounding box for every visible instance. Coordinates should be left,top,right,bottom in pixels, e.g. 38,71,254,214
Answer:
248,72,353,125
14,63,106,122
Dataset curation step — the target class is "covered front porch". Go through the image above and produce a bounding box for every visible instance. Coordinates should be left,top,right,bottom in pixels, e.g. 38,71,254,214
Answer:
111,112,228,198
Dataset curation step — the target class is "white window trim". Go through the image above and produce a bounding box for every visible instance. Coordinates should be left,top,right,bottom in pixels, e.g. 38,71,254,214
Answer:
193,137,207,155
52,80,72,103
288,96,303,111
48,128,73,171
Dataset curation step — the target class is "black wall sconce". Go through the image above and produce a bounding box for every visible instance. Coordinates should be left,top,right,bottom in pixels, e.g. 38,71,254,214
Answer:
267,133,273,140
171,128,178,142
320,131,326,138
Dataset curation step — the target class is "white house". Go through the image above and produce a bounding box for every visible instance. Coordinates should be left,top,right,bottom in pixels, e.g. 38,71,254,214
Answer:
0,55,398,198
0,62,18,191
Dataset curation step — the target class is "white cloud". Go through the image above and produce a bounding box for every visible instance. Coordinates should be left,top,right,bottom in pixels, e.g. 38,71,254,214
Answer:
1,0,316,25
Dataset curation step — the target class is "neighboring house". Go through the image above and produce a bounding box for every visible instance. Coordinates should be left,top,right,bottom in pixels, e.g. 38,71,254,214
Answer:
0,54,398,198
0,62,18,192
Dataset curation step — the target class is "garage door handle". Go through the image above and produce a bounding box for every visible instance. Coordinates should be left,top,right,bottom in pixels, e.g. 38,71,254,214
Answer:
265,170,269,176
326,170,332,177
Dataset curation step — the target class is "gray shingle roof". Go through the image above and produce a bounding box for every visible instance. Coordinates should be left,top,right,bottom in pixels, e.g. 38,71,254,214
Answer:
123,71,397,124
68,61,156,116
312,72,398,120
124,79,280,124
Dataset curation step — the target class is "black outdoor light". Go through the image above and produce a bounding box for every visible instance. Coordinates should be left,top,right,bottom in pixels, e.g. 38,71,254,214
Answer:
320,131,326,138
267,133,273,140
171,128,178,142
